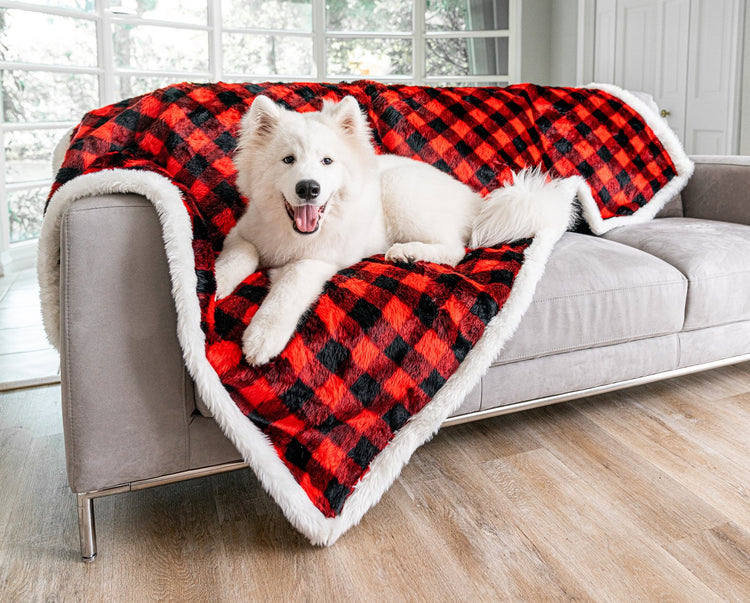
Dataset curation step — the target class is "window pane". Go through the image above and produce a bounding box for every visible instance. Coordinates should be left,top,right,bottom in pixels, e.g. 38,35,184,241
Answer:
426,36,508,77
114,76,180,100
426,0,508,31
222,0,312,31
113,24,209,71
223,34,313,77
108,0,206,25
1,71,99,123
0,9,97,67
5,130,66,183
326,0,412,33
8,186,47,243
327,38,411,77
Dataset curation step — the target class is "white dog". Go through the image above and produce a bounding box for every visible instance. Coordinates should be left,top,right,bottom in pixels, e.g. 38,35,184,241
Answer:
215,95,575,365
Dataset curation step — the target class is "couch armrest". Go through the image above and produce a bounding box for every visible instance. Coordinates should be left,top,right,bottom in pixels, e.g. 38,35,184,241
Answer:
681,155,750,225
60,194,196,493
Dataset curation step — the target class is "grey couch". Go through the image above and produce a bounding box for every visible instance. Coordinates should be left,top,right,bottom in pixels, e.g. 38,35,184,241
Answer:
58,155,750,561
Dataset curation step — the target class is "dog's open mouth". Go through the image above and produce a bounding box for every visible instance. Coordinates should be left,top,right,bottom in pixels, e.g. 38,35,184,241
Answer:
284,200,327,234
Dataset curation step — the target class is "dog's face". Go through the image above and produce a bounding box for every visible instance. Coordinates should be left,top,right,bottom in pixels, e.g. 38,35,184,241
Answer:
234,95,373,236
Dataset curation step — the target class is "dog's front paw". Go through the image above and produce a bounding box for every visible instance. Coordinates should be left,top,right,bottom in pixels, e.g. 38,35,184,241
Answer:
241,321,288,366
385,242,418,264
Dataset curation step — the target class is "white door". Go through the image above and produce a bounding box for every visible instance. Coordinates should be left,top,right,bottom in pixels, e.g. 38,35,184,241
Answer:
684,0,743,154
614,0,659,93
593,0,617,83
593,0,743,154
595,0,689,140
653,0,690,144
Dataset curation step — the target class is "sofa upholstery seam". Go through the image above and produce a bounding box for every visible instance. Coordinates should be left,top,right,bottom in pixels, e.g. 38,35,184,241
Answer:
66,203,152,214
492,330,680,366
532,279,688,303
680,318,750,333
683,271,750,281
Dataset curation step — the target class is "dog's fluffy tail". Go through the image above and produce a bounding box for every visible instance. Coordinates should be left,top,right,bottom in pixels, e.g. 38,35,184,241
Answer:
470,168,581,248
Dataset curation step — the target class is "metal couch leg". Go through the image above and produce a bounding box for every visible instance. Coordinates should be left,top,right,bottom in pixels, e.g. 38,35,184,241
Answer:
77,493,97,562
70,462,247,561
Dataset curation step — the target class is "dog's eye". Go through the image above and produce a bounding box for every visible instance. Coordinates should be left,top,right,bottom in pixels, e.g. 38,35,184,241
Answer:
282,155,295,164
322,157,333,165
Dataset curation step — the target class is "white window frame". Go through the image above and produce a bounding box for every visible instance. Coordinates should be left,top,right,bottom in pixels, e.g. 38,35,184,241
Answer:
0,0,517,270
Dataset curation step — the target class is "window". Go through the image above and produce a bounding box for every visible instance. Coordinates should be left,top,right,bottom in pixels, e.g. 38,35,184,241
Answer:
0,0,514,253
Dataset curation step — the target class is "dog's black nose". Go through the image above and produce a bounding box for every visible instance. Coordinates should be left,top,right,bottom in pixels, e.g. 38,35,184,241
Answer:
295,179,321,200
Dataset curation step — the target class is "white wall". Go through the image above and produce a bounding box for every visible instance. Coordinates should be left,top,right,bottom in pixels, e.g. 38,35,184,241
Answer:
549,0,580,85
519,0,552,83
519,0,581,86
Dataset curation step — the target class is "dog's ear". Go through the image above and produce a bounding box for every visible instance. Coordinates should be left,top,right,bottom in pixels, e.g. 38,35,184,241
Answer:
323,96,369,139
243,95,281,139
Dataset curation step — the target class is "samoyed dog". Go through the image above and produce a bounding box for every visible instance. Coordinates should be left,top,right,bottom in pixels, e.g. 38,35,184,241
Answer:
215,95,576,365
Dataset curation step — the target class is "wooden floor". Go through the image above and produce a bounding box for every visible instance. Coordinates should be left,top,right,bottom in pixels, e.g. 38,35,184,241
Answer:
1,363,749,601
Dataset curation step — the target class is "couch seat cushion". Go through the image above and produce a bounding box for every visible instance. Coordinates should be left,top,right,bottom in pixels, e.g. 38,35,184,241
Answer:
494,232,687,364
603,217,750,330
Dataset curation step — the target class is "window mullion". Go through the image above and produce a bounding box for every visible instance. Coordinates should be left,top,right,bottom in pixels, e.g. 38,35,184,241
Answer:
413,0,425,85
114,68,212,79
509,0,519,84
0,62,101,75
0,1,96,21
1,121,77,131
6,179,53,192
425,29,511,39
208,0,223,81
0,128,8,259
103,15,211,32
313,0,326,81
95,0,115,105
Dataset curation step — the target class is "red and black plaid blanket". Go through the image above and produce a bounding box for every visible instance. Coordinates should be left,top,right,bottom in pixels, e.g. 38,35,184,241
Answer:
41,81,691,544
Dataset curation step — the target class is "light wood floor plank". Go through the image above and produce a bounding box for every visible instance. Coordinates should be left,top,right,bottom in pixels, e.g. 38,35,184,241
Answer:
511,403,727,544
395,425,592,601
480,447,722,601
633,388,750,470
1,364,749,600
668,362,750,402
0,433,81,600
0,427,32,548
664,521,750,601
575,388,750,532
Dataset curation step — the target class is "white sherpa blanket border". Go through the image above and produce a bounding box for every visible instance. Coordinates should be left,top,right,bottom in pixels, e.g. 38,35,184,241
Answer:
37,165,570,545
580,83,694,234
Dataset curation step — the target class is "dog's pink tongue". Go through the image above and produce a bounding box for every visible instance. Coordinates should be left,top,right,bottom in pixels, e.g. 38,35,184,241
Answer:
294,204,319,233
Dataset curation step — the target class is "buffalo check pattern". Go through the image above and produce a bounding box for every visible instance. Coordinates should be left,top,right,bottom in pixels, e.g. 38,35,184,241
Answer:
204,247,524,515
49,81,683,518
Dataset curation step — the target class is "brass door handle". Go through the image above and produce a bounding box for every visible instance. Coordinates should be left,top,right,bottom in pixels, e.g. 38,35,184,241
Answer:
660,109,671,118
